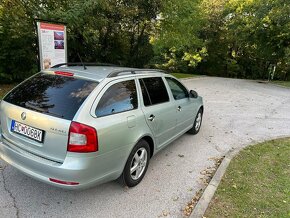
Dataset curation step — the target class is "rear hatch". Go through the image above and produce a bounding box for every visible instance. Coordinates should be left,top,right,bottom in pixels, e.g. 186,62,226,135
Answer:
0,72,98,163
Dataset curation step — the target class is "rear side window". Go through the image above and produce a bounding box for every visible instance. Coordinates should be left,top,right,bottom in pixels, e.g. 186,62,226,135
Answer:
140,77,169,106
96,80,138,117
4,73,98,120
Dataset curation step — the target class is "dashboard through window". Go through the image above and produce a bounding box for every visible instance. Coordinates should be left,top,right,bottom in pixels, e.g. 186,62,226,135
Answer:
96,80,138,117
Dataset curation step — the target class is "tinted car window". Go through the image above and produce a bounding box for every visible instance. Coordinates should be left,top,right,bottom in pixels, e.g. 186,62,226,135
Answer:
4,73,98,120
141,77,169,106
96,80,138,117
139,79,151,106
165,77,189,100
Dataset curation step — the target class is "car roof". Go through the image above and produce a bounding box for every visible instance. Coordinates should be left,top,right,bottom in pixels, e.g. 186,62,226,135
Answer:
44,66,166,82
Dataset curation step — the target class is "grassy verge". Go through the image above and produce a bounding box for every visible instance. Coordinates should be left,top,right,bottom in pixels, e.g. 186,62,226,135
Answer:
170,73,198,79
205,138,290,218
272,81,290,88
0,84,16,99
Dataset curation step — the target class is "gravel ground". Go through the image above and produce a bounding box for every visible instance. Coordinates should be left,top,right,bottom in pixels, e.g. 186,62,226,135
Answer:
1,77,290,218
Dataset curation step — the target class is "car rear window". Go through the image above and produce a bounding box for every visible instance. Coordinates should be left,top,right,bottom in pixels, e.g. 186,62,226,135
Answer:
4,73,98,120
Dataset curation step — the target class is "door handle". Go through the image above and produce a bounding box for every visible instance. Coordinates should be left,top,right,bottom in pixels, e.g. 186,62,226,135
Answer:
177,106,182,111
148,114,155,121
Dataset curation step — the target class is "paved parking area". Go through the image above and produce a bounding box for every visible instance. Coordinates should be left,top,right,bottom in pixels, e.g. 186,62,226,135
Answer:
1,77,290,218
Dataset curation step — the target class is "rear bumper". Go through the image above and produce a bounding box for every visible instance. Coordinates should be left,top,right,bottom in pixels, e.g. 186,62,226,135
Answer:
0,136,128,190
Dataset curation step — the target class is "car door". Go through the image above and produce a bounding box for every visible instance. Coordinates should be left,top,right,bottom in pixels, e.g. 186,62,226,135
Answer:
90,78,146,174
138,77,176,149
94,79,142,155
165,77,195,133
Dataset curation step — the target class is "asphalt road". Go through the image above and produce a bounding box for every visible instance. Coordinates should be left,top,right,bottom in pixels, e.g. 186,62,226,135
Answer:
1,77,290,218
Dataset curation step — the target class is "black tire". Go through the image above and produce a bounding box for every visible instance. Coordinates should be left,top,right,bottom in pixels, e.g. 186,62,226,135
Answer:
188,108,203,135
118,139,150,187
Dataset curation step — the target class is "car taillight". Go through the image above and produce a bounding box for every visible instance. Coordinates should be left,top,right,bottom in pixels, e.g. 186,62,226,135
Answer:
54,71,74,77
68,122,98,153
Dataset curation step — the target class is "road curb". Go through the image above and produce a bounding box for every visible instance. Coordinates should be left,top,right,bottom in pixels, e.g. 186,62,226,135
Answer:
190,148,242,218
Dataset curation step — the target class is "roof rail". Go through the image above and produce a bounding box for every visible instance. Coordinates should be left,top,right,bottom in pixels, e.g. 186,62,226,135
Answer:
107,69,167,78
51,62,118,68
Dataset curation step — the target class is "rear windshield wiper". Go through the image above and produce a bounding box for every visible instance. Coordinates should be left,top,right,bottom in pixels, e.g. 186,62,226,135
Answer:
25,102,48,112
24,102,64,118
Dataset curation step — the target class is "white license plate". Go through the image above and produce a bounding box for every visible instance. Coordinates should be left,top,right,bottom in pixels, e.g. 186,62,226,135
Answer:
11,120,44,142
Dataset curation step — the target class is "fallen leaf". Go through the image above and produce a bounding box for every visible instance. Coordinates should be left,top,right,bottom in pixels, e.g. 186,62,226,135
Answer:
162,210,169,216
123,186,129,192
173,196,179,201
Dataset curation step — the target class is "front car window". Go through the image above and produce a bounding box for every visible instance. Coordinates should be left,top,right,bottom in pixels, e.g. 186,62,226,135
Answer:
140,77,169,106
165,77,189,100
96,80,138,117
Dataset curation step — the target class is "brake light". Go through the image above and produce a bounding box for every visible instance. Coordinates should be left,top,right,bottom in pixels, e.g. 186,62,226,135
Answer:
54,71,74,77
68,122,98,153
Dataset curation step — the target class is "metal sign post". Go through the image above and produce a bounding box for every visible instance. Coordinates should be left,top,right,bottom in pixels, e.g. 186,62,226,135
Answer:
268,64,276,81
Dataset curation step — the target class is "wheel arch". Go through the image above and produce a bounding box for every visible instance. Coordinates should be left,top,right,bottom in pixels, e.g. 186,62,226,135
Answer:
141,135,155,158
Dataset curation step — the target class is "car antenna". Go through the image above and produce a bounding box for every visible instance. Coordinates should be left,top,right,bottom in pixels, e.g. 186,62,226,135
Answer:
77,53,87,70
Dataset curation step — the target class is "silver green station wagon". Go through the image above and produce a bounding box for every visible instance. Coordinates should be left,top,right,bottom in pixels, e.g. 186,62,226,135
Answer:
0,64,203,189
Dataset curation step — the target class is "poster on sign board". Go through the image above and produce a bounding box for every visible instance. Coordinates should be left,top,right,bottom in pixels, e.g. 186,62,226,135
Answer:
36,21,67,70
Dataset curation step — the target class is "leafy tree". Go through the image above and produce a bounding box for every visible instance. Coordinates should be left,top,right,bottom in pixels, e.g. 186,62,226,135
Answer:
0,0,161,82
198,0,290,79
0,0,289,81
0,0,38,82
151,0,207,73
40,0,161,67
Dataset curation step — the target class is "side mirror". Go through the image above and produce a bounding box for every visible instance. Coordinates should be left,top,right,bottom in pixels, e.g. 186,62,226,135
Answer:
189,90,198,98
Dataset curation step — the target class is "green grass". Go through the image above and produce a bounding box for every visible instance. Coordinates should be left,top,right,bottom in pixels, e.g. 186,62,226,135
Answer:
205,138,290,218
272,81,290,88
0,84,17,99
170,73,198,79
